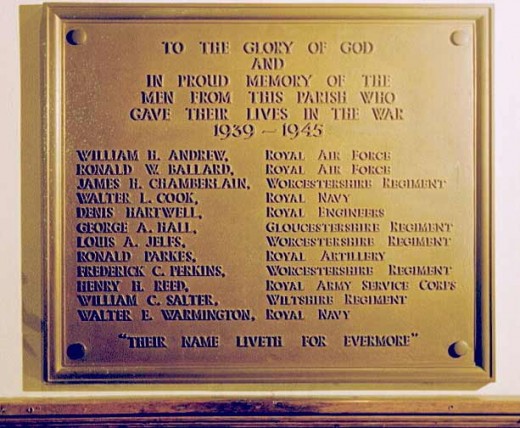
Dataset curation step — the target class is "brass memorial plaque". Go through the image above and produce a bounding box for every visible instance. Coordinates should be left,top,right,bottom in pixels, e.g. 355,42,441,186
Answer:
43,4,492,384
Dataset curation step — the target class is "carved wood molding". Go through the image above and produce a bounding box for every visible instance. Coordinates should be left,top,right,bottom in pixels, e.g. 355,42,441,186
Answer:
0,398,519,426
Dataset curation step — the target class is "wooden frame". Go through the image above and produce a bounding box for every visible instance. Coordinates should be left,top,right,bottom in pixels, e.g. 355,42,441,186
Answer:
0,398,519,426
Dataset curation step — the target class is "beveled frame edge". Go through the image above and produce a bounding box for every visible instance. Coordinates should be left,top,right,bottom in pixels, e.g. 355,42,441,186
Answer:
0,397,519,426
44,2,65,385
45,2,492,20
474,4,494,384
42,3,494,385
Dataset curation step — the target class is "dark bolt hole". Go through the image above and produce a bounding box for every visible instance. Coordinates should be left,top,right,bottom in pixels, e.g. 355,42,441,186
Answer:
66,29,86,46
67,343,86,360
448,343,461,359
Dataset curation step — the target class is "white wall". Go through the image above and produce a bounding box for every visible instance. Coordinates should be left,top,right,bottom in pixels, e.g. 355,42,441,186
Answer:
2,0,520,397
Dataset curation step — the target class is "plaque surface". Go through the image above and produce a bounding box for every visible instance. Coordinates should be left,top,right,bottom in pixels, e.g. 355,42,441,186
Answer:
43,4,492,384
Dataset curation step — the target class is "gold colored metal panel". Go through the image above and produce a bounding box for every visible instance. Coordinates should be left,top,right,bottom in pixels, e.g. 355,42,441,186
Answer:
42,4,492,384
